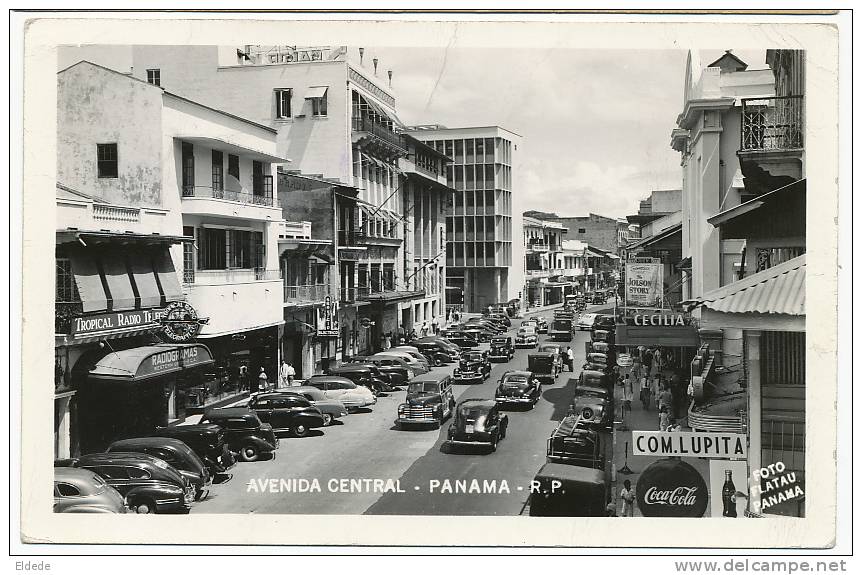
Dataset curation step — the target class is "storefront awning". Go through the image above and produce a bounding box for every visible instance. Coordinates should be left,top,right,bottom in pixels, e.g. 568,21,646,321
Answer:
626,223,682,250
88,343,214,383
696,254,805,315
616,324,699,348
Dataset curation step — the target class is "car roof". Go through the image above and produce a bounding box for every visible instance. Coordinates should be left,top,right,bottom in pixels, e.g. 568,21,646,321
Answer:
203,407,254,419
409,374,448,384
154,423,222,434
528,351,554,357
254,390,315,399
76,452,162,464
109,437,190,450
502,370,532,379
307,375,355,383
535,463,606,485
458,398,497,410
581,370,607,378
330,364,372,372
54,466,104,485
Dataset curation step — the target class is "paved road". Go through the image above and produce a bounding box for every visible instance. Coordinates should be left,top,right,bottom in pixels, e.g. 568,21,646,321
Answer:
193,304,605,515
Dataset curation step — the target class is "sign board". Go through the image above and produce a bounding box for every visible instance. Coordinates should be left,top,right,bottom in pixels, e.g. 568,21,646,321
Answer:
625,261,663,308
316,295,339,338
632,431,748,459
359,317,374,329
71,308,165,337
137,345,214,380
161,301,205,343
709,460,748,518
626,313,690,326
636,458,709,518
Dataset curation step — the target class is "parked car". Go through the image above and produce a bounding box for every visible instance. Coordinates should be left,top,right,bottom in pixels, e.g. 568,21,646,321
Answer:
198,408,278,462
53,467,127,514
453,350,492,384
488,311,512,327
465,318,506,334
461,324,496,343
396,373,455,429
279,386,348,426
359,355,414,387
107,437,212,500
583,352,611,374
577,370,613,400
327,364,389,394
152,423,235,475
593,314,617,331
390,346,432,368
439,330,480,349
377,349,430,373
527,351,557,386
495,370,542,408
577,313,597,331
479,316,509,331
528,463,608,517
445,399,508,453
488,336,515,362
55,452,194,514
305,375,376,410
247,392,326,437
514,326,539,349
413,338,460,365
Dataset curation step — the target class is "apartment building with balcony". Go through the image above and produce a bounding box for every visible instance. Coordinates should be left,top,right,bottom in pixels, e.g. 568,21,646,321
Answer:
407,125,524,313
673,50,807,517
54,61,288,456
523,216,568,307
119,45,426,360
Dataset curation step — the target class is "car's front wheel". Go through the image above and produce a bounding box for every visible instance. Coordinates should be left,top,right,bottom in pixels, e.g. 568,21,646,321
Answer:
293,423,309,438
131,498,155,514
321,414,333,426
489,434,498,452
240,443,261,462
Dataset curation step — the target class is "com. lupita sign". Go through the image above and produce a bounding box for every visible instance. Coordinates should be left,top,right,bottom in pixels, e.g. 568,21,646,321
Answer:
632,431,747,459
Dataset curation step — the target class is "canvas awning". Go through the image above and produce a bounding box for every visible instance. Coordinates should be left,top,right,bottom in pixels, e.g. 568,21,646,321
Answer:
304,86,328,100
88,343,214,383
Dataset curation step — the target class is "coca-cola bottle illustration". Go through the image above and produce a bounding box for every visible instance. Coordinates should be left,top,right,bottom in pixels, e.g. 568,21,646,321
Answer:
722,470,737,517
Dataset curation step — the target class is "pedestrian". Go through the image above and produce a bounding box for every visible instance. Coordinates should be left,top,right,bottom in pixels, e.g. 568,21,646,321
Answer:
666,418,682,432
619,479,635,517
566,346,575,373
658,383,673,415
622,374,634,412
420,322,428,338
279,360,290,388
257,367,269,392
652,376,662,412
384,332,392,350
687,379,695,405
453,310,460,323
431,318,439,334
659,405,670,432
238,363,249,391
409,328,417,342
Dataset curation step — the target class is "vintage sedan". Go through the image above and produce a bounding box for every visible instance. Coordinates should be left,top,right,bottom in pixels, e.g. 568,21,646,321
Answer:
546,415,607,469
530,316,549,334
461,324,496,343
55,452,194,514
445,399,508,453
107,437,212,500
527,351,557,386
152,423,235,475
452,350,492,384
396,374,455,428
278,386,349,426
199,408,279,462
495,370,542,408
247,392,326,437
305,375,377,410
439,330,480,349
465,318,506,334
54,467,127,514
514,326,539,349
327,364,389,394
569,393,612,431
488,336,515,362
376,349,430,374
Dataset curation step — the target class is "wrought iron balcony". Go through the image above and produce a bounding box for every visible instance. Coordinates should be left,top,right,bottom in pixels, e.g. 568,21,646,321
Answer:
182,183,279,208
740,95,804,152
284,284,329,303
351,114,406,151
337,229,359,246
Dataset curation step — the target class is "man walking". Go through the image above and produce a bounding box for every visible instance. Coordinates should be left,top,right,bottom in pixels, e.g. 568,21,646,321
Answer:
566,346,575,373
257,367,269,392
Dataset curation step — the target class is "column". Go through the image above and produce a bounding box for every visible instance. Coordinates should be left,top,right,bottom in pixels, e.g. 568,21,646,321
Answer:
746,330,762,515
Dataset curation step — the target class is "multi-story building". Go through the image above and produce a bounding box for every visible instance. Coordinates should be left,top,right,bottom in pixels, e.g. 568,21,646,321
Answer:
407,125,523,313
55,61,290,455
122,45,431,360
523,216,568,307
526,211,628,256
673,50,806,517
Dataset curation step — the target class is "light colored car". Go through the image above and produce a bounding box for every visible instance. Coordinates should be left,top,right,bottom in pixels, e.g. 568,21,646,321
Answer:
577,313,597,330
280,386,348,426
54,467,128,514
305,375,377,410
390,346,432,370
373,351,428,375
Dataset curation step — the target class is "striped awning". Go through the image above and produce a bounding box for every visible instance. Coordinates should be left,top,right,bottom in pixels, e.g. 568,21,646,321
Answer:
698,254,805,315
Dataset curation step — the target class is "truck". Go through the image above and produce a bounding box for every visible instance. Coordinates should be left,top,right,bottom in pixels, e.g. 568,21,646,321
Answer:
548,317,573,342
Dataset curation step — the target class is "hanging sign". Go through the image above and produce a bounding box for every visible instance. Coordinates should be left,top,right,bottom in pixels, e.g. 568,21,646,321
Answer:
633,431,748,459
316,295,339,338
636,458,709,518
625,261,663,308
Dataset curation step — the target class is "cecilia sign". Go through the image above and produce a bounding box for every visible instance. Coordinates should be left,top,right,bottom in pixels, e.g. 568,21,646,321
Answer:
636,458,708,518
629,313,689,326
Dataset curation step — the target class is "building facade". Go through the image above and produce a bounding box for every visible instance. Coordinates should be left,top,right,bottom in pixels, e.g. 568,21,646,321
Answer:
55,61,290,456
522,216,568,307
407,125,523,313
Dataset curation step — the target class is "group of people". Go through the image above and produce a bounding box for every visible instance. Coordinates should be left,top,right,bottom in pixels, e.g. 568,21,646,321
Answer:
395,320,439,346
236,360,298,393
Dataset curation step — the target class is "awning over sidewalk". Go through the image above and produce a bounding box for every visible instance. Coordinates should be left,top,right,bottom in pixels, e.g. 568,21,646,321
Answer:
88,343,214,383
616,324,699,348
696,254,805,315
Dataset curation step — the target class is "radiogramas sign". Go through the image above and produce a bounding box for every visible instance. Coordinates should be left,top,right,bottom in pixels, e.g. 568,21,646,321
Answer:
625,258,663,308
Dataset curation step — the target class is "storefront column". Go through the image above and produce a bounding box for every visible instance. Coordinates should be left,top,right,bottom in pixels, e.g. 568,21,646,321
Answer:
166,383,177,421
54,395,73,459
746,330,763,514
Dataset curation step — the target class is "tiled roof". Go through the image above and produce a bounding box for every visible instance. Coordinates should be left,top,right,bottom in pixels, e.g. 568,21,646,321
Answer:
699,254,805,315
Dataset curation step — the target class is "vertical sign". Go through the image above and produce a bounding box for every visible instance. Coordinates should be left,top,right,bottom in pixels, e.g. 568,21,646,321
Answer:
709,460,748,518
625,259,663,308
317,295,339,337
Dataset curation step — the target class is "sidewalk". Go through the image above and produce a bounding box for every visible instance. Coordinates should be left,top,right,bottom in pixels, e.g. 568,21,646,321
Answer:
610,379,711,517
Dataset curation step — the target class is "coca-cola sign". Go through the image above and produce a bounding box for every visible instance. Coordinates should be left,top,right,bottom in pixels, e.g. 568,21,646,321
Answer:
636,458,708,517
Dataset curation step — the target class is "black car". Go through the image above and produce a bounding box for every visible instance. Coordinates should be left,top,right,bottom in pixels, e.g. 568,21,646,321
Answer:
328,364,389,394
107,437,213,500
495,370,542,408
453,350,492,384
461,325,495,343
152,423,235,474
527,352,557,386
56,452,194,514
528,463,608,517
397,374,455,428
349,356,410,388
440,330,479,349
487,312,512,327
488,336,514,362
247,392,326,437
198,408,278,462
466,318,506,333
592,314,617,331
530,316,549,334
577,370,613,398
413,339,460,365
445,399,508,453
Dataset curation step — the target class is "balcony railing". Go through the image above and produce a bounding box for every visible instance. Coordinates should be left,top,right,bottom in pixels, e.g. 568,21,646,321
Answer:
284,284,329,303
188,268,282,285
740,95,804,152
182,185,279,208
351,114,405,150
337,229,358,246
93,204,140,223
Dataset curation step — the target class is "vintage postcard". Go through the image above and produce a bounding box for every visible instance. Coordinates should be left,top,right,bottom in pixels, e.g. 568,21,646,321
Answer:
13,10,844,551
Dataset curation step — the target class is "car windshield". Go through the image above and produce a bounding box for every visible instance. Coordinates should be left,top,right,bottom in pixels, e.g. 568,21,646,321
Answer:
408,382,439,394
491,339,506,345
503,376,529,387
457,406,488,424
464,353,482,361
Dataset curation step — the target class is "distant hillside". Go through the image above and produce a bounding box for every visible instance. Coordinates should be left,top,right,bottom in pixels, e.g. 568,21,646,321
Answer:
523,210,559,219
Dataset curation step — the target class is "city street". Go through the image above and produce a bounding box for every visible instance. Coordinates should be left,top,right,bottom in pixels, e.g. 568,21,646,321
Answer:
193,304,603,516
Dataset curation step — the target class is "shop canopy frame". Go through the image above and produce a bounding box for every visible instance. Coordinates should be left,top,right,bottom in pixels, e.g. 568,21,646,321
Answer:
87,343,215,383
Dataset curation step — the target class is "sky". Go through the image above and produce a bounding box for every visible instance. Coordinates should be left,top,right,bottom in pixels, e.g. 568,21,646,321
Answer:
58,45,768,220
373,47,768,219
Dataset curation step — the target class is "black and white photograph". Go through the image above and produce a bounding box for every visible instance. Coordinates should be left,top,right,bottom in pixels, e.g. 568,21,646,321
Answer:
10,7,849,562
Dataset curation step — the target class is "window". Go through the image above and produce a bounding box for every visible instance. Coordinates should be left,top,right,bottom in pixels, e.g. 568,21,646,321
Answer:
199,228,227,270
96,143,118,178
183,226,195,283
146,69,160,86
56,258,78,303
126,467,151,480
181,142,194,195
311,93,328,116
578,228,586,234
275,89,292,119
228,154,240,180
212,150,224,192
56,483,81,497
